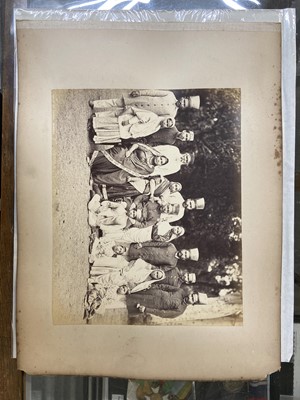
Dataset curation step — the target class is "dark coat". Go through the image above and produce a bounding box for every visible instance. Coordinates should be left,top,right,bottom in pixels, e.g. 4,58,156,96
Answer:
128,241,178,269
132,195,161,228
123,127,181,146
152,267,184,291
127,287,189,318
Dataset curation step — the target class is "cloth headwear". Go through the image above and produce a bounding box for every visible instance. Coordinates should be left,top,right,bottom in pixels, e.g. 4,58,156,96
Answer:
188,96,200,109
197,292,208,304
183,151,196,165
169,204,180,215
170,181,182,192
168,117,176,127
189,273,196,283
189,248,199,261
195,198,205,209
186,131,195,141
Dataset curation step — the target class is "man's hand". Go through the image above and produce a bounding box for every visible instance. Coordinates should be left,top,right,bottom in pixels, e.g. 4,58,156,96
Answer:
130,90,140,97
136,304,145,313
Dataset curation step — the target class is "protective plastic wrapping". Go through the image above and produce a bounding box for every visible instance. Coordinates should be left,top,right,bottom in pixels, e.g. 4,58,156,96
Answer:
25,0,294,11
13,7,295,380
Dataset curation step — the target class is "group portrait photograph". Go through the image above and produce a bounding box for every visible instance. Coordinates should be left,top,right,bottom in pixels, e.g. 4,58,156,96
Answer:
52,88,242,326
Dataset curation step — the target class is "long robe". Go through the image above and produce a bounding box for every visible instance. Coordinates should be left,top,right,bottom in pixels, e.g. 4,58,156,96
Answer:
91,146,155,187
92,90,178,117
95,176,171,201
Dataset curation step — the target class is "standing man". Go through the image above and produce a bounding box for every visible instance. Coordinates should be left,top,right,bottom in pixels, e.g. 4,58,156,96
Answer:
127,289,208,319
89,90,200,118
127,242,199,269
123,127,195,146
151,268,197,291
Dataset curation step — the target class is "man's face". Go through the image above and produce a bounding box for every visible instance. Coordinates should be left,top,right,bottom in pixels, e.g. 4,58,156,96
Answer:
187,293,199,305
172,226,182,236
178,97,189,109
161,118,174,128
184,199,196,210
162,204,174,214
117,285,129,295
169,182,181,193
183,272,196,283
181,153,191,165
113,245,125,255
151,270,163,280
180,130,193,141
177,249,190,260
128,209,137,219
154,155,167,166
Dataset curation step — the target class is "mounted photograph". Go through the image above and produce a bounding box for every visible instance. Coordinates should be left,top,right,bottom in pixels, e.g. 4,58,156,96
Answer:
15,12,285,379
52,87,242,325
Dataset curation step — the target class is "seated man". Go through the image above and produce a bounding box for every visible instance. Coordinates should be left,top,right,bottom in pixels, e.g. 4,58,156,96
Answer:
87,194,160,233
89,261,165,294
126,194,162,229
161,197,206,223
89,237,130,266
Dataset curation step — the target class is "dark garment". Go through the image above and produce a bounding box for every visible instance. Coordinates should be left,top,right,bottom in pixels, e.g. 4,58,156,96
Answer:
91,146,154,187
94,176,170,201
151,267,184,291
132,195,162,228
128,242,178,269
126,287,189,318
123,126,180,146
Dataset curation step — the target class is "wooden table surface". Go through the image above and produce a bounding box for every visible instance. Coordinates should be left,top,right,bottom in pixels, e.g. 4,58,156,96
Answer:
1,1,24,398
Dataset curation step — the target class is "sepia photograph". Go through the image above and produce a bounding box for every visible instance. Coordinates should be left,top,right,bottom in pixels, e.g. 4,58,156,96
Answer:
52,88,242,326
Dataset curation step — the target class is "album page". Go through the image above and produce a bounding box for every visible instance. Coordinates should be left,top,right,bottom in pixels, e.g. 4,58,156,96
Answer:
16,17,282,379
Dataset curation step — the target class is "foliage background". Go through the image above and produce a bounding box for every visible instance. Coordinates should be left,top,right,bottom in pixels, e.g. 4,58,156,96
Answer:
169,89,242,294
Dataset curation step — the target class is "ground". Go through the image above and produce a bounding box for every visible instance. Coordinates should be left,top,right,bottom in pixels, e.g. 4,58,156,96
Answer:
52,89,131,324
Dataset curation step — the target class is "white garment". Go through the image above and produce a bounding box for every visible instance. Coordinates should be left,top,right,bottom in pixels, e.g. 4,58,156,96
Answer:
103,221,177,243
160,192,185,223
88,198,128,231
89,237,129,265
152,145,183,176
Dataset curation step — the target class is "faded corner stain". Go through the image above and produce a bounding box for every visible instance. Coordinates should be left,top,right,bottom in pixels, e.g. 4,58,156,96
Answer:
274,145,282,176
274,149,280,160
